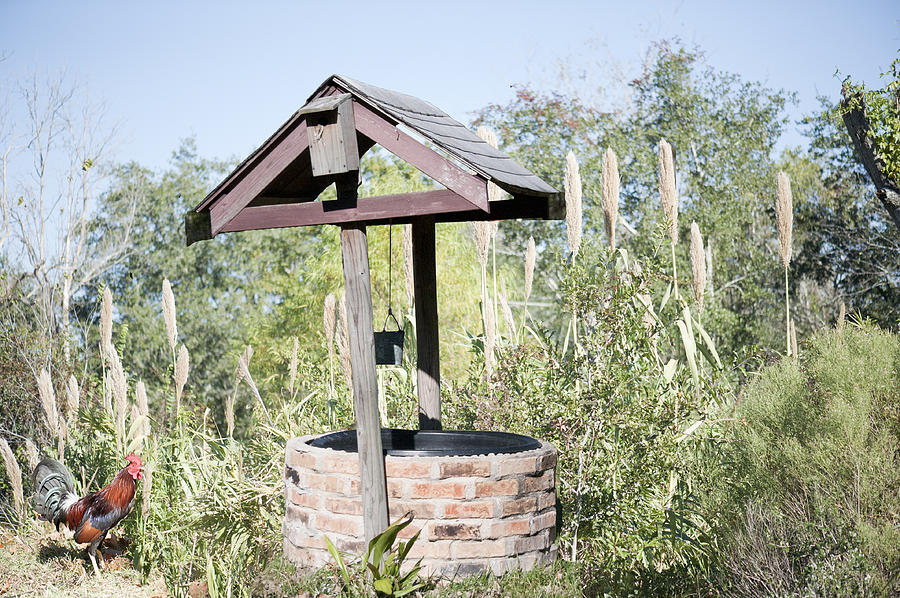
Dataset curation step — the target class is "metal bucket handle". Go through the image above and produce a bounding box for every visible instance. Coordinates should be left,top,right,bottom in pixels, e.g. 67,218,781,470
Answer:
381,307,401,332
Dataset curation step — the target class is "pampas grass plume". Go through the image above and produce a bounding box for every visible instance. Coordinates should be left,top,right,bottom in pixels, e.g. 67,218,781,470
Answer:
175,344,189,409
564,151,583,256
37,369,58,436
25,438,40,471
500,292,515,338
775,171,793,268
473,221,491,268
65,374,79,419
288,336,299,396
525,237,536,304
0,439,23,517
162,278,177,354
402,224,414,308
235,345,253,384
838,301,846,332
136,380,151,437
324,294,336,348
484,295,496,376
690,222,706,312
100,286,113,359
337,295,352,387
658,139,678,243
602,148,620,249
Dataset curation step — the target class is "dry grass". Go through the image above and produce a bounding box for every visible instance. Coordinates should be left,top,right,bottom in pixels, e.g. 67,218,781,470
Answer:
0,525,166,598
658,139,678,243
524,237,536,305
37,369,59,438
288,337,299,396
602,147,619,250
472,221,491,268
690,221,706,312
564,151,582,256
174,345,189,414
161,278,177,354
775,171,793,268
100,286,113,359
65,374,79,420
402,223,414,308
0,438,23,518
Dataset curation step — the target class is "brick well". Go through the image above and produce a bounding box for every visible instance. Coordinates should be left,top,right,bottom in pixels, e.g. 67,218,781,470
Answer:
283,432,558,578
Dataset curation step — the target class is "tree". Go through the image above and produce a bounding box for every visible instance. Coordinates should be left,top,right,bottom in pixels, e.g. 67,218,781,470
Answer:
0,72,132,366
840,53,900,231
476,42,796,354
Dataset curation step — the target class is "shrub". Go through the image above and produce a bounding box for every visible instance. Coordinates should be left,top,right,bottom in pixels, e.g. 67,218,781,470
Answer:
723,321,900,596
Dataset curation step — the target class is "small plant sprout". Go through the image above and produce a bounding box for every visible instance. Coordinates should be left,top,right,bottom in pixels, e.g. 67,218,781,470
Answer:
565,151,583,257
776,171,793,356
602,147,620,250
690,221,706,313
659,139,680,299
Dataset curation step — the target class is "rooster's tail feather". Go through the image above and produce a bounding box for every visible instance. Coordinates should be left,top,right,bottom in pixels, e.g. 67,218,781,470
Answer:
32,458,76,524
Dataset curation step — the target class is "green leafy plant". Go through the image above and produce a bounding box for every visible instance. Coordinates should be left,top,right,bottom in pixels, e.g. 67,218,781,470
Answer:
325,513,426,597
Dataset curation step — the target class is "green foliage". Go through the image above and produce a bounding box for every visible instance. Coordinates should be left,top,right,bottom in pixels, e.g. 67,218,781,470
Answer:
446,238,733,594
841,52,900,183
325,514,426,598
476,41,795,355
721,322,900,596
793,100,900,328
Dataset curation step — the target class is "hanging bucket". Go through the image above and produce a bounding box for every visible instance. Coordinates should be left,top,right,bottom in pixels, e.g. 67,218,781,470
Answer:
374,309,404,365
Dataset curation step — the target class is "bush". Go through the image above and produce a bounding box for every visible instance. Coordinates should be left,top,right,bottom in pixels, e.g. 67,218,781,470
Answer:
445,241,734,595
723,322,900,596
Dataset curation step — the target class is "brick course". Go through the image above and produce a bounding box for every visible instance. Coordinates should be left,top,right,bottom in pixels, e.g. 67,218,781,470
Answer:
284,433,557,578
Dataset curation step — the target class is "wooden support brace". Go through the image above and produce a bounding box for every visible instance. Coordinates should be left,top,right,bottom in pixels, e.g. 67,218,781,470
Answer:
412,216,441,430
339,214,389,542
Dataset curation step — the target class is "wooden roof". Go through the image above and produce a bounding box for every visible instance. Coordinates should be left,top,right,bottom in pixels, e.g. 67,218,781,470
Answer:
323,76,557,197
187,75,560,245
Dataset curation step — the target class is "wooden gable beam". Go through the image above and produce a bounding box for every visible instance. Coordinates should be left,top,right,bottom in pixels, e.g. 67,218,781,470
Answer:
352,101,489,213
219,189,554,232
208,122,310,236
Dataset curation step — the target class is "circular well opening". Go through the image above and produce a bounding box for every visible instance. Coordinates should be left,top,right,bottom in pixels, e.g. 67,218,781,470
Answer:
308,428,541,457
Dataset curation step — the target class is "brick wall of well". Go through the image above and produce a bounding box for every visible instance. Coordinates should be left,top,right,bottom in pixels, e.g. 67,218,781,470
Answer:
283,433,557,577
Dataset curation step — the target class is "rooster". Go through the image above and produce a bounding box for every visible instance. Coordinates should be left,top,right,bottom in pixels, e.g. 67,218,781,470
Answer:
32,452,143,574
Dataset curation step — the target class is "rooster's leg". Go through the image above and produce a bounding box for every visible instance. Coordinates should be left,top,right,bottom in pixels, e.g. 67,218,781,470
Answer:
86,531,108,575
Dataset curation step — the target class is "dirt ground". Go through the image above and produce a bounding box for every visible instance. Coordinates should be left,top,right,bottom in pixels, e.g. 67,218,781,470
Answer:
0,525,167,598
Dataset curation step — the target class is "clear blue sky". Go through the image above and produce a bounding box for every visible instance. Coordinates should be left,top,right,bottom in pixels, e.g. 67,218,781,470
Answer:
2,0,898,171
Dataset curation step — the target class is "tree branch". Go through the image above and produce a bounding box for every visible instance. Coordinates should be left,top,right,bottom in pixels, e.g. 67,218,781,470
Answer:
840,86,900,232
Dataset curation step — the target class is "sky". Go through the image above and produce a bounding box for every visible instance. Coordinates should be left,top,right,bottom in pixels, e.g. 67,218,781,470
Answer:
1,0,898,172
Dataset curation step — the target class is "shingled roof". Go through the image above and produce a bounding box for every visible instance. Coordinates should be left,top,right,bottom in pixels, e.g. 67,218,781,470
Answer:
187,75,559,244
319,76,557,197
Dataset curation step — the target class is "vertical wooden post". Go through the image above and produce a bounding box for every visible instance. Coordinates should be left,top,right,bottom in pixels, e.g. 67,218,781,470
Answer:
412,216,441,430
339,215,389,542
